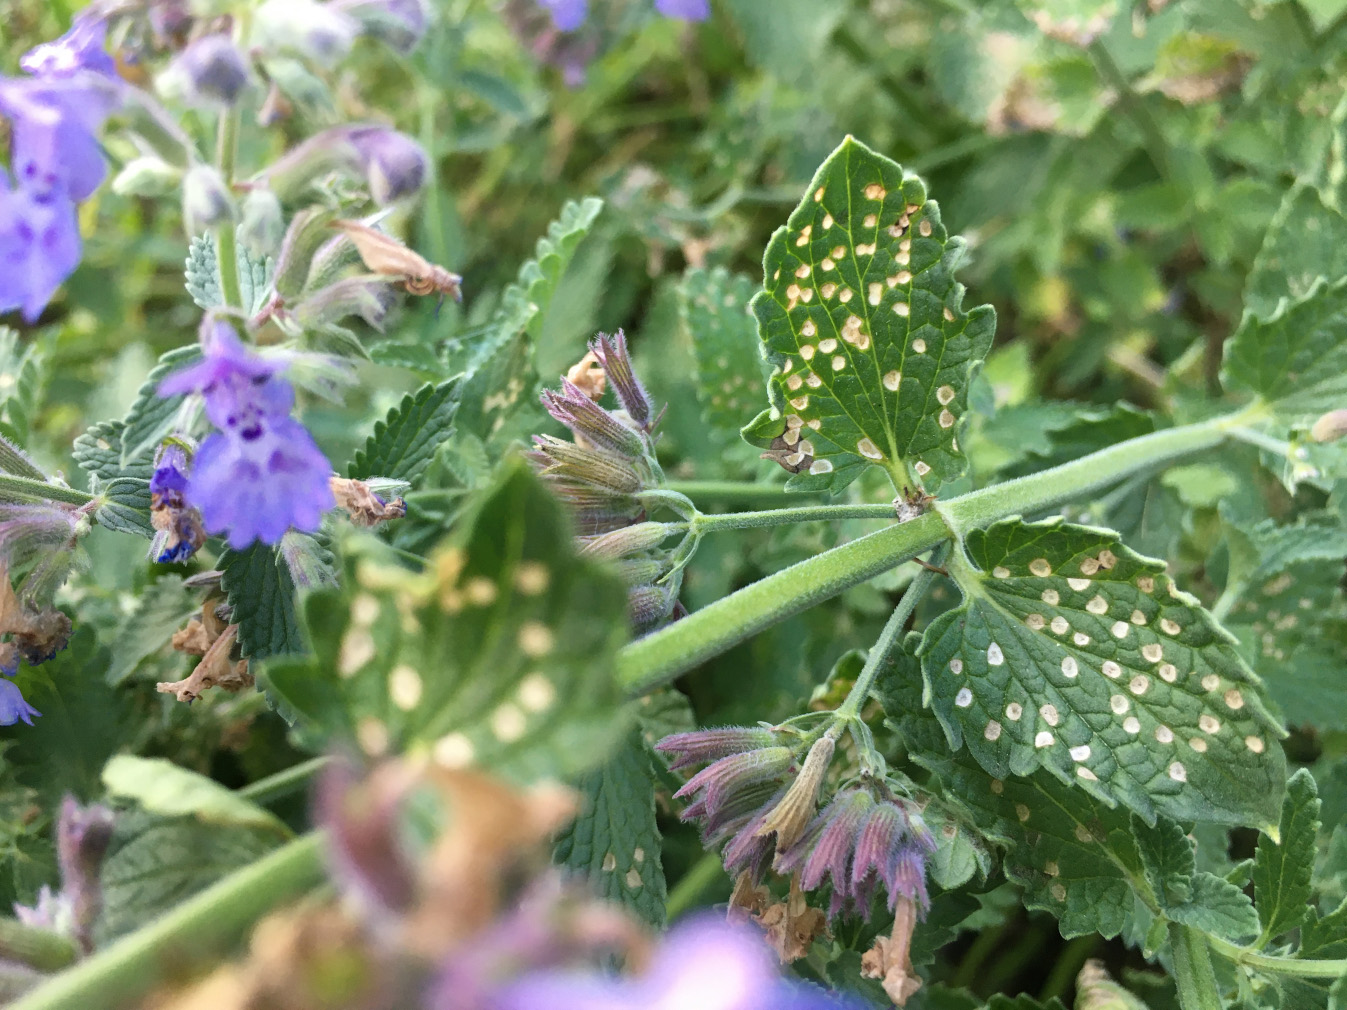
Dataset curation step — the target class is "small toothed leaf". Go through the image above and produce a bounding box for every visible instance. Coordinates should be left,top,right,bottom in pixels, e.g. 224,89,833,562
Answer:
919,517,1286,828
1244,186,1347,321
1253,769,1321,942
1133,814,1194,907
120,346,202,468
347,379,460,483
744,135,995,494
1166,872,1260,942
74,420,154,484
679,267,769,444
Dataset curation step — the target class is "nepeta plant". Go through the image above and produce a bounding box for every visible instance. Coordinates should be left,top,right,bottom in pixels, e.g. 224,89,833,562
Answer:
0,3,1345,1010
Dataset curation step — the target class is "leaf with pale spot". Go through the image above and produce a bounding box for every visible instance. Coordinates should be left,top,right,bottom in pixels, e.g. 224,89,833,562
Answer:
553,729,666,927
257,459,630,783
1253,769,1320,943
679,267,769,445
920,517,1286,828
744,136,995,494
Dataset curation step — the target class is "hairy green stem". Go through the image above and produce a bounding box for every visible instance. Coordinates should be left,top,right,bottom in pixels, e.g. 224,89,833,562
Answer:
1170,924,1224,1010
0,476,93,507
664,480,822,506
237,756,331,805
213,103,243,311
692,503,896,533
835,560,940,720
1208,934,1347,978
10,833,326,1010
618,512,950,696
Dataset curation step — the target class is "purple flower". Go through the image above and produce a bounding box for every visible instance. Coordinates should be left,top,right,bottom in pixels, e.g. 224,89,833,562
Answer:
0,75,116,201
158,323,335,549
20,17,117,79
346,125,428,205
150,443,205,563
494,915,849,1010
0,677,39,726
654,0,711,19
330,0,431,52
539,0,588,31
0,183,81,323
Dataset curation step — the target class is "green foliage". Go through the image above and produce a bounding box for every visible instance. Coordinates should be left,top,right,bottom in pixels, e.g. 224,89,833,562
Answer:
220,543,306,662
680,266,768,446
101,756,290,838
347,378,460,482
745,136,995,494
553,729,667,928
258,460,630,782
0,329,43,449
1253,770,1321,944
118,346,201,469
921,517,1286,827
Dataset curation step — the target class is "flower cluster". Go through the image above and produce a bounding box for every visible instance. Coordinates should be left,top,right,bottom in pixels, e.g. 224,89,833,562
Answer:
157,321,334,550
539,0,711,32
657,726,935,944
532,332,685,632
0,16,119,321
149,443,206,563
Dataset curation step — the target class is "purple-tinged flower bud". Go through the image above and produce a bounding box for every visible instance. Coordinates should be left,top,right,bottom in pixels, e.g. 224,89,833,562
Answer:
292,276,397,331
0,184,81,323
161,34,250,108
149,442,205,564
181,164,234,236
111,155,182,198
654,0,711,20
722,802,781,883
542,380,646,457
656,726,781,771
330,0,432,53
756,735,835,850
613,556,666,587
577,521,676,560
675,747,793,829
20,17,117,79
346,125,428,205
590,330,653,430
255,0,360,66
528,435,645,494
0,678,39,726
782,789,874,897
54,797,114,953
628,581,679,631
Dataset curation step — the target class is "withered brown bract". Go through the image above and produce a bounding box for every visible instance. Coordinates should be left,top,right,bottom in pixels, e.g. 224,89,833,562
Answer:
760,416,815,473
331,219,462,301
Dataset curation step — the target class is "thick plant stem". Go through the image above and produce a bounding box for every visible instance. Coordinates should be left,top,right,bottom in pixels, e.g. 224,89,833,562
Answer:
1208,934,1347,978
237,756,330,805
9,833,326,1010
0,476,93,507
665,480,823,507
618,512,951,695
693,503,896,533
1170,924,1225,1010
213,105,243,311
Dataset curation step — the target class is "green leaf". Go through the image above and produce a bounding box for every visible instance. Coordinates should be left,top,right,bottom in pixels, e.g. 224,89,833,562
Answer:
1301,899,1347,959
101,756,290,838
74,420,154,484
1166,871,1260,942
95,812,277,944
455,331,544,457
920,517,1287,828
553,729,666,927
679,267,769,444
0,329,44,449
1253,769,1321,943
93,477,153,537
1134,815,1194,907
119,346,201,468
106,575,198,684
1223,276,1347,424
220,543,304,661
1245,186,1347,320
185,234,222,309
985,995,1070,1010
257,459,630,783
347,379,460,483
745,135,995,494
512,196,603,344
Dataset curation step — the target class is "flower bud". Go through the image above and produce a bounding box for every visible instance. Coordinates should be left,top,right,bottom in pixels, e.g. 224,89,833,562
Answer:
255,0,360,66
542,380,646,457
181,164,234,235
111,155,182,198
591,330,653,430
293,276,396,331
578,521,676,560
674,747,794,824
656,726,781,771
238,188,286,257
1312,408,1347,443
628,581,679,631
159,34,250,108
330,0,432,53
265,125,427,207
756,735,835,851
528,435,644,494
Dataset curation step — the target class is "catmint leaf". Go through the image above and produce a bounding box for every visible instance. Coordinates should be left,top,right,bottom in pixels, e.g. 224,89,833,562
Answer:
119,346,202,468
106,576,197,685
257,460,630,783
101,756,290,838
220,543,304,661
553,729,666,928
237,241,274,317
95,812,277,944
1253,769,1321,942
348,379,460,483
184,233,222,310
94,477,153,537
1166,871,1260,942
1133,815,1194,907
0,329,43,449
1223,275,1347,424
1245,186,1347,320
455,331,544,457
920,517,1286,828
74,420,154,484
514,196,603,344
1301,899,1347,959
744,135,995,494
679,267,769,445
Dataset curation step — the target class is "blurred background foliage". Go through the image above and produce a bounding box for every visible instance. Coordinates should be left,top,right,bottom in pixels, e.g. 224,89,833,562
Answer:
4,0,1347,1003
